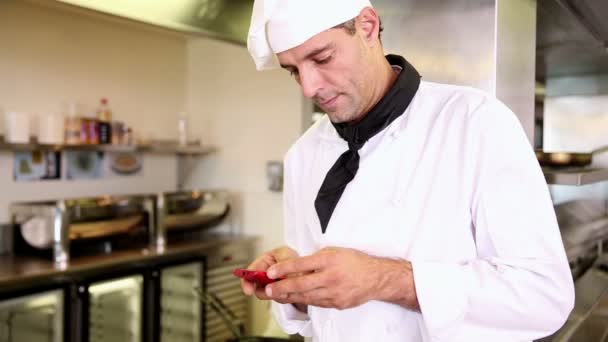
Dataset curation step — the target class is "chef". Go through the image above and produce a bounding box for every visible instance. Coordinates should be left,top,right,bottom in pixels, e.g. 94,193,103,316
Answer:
240,0,575,341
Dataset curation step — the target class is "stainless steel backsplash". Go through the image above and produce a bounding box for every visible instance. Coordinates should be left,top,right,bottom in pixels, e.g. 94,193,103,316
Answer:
374,0,536,143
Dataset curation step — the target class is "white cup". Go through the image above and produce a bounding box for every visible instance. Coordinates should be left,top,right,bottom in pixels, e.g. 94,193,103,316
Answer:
4,111,30,143
38,113,65,144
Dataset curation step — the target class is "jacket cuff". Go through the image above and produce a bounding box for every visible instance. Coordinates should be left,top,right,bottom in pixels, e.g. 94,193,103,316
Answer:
271,301,313,337
412,261,472,340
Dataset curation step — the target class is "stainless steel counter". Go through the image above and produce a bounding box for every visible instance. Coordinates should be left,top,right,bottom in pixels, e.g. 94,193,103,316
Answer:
0,234,256,295
544,258,608,342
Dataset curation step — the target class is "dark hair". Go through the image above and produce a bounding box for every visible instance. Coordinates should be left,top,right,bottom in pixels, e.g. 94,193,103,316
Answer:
333,17,384,41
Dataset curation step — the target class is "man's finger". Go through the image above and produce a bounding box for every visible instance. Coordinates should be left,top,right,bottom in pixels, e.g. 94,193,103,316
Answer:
254,285,271,300
266,272,326,298
272,246,299,262
248,253,276,271
268,255,325,279
278,288,332,307
241,279,255,296
242,254,275,296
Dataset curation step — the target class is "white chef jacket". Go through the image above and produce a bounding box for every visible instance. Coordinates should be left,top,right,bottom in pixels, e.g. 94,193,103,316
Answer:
272,81,575,342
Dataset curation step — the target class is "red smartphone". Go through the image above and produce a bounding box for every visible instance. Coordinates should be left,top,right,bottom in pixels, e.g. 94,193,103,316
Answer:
233,268,281,286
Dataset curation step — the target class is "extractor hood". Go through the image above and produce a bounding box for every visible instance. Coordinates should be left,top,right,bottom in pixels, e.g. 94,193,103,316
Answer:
46,0,608,77
537,0,608,82
53,0,253,45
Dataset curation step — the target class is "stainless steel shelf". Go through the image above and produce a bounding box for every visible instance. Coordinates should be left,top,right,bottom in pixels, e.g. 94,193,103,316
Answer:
543,167,608,186
0,138,216,156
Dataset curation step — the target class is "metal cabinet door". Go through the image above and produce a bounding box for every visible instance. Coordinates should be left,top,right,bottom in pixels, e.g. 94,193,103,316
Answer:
0,289,64,342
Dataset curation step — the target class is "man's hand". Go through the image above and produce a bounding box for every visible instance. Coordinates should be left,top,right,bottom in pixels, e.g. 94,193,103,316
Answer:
240,246,298,300
264,247,419,311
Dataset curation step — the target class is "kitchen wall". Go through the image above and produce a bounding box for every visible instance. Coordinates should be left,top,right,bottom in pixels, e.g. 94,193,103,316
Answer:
185,38,303,335
0,0,303,335
0,0,185,221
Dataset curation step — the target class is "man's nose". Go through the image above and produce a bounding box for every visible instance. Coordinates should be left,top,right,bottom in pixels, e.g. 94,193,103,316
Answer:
298,68,322,99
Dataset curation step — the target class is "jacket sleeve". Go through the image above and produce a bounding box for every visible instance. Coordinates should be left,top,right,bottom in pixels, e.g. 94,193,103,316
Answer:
412,98,575,341
271,149,314,337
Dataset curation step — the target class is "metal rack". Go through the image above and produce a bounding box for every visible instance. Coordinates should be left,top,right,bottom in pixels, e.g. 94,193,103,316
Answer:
160,262,203,342
0,138,216,156
205,245,252,342
543,168,608,186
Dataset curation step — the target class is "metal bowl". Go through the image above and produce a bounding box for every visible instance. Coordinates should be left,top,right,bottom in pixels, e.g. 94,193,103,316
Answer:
163,191,230,231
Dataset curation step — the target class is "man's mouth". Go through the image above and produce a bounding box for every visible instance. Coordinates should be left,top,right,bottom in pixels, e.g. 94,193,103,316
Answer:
320,95,339,108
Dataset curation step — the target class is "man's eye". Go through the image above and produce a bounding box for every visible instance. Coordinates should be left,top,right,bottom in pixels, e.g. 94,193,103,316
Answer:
315,56,332,65
289,70,299,77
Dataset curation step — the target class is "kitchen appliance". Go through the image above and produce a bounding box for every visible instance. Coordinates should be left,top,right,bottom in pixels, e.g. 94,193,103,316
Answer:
0,289,64,342
154,190,230,247
561,217,608,280
204,242,253,342
154,240,253,342
554,200,608,280
52,0,254,45
73,275,144,342
10,195,156,266
159,261,204,342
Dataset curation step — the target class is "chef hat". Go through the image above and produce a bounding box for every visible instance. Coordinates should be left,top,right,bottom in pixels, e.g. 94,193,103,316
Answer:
247,0,373,70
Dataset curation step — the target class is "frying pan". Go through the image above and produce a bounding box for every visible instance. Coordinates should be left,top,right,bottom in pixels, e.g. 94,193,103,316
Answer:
536,146,608,167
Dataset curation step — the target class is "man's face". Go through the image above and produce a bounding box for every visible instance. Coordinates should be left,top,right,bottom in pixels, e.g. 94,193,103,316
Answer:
277,27,373,123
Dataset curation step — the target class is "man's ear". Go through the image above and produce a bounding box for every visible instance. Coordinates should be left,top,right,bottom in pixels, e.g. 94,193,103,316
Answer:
357,7,381,45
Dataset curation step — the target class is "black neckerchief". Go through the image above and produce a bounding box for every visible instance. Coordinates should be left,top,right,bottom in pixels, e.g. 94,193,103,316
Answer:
314,54,421,233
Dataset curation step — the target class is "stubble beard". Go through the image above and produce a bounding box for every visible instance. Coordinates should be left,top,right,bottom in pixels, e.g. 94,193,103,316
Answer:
323,96,362,124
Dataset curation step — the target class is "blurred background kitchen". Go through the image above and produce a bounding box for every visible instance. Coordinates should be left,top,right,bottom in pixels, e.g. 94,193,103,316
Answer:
0,0,607,341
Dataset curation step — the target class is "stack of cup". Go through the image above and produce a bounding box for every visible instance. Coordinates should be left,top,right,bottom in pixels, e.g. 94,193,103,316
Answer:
38,113,65,145
3,111,30,144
